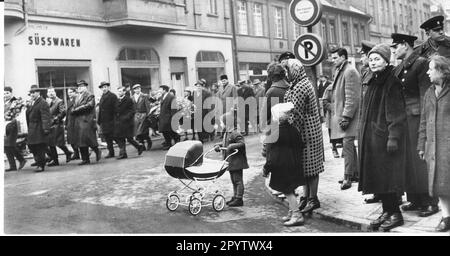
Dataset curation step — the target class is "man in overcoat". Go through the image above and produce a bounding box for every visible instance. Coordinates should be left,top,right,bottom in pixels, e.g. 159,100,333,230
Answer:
158,85,180,150
237,80,255,136
415,15,450,59
114,86,144,159
66,88,80,160
97,82,118,158
46,87,73,166
391,33,438,217
328,48,361,190
71,80,101,165
132,84,152,150
26,85,51,172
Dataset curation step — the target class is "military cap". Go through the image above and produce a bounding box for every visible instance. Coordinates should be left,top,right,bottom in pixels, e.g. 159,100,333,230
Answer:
132,84,141,90
360,40,376,54
420,15,444,30
98,81,110,88
391,33,418,46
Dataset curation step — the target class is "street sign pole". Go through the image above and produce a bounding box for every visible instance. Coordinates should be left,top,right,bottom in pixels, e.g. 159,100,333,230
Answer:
307,26,317,88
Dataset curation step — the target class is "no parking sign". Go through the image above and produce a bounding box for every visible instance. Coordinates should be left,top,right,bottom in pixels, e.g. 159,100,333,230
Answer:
293,33,327,67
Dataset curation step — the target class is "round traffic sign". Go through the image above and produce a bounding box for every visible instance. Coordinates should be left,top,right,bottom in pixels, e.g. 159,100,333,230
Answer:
293,33,327,67
289,0,323,27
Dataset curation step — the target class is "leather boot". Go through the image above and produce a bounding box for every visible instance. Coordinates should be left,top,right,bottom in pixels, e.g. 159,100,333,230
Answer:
380,212,404,232
300,197,320,214
298,196,308,211
282,210,293,222
283,210,304,226
435,217,450,232
228,198,243,207
370,212,391,230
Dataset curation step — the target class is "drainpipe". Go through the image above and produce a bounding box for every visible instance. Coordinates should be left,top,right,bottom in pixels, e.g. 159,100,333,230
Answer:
192,0,197,29
15,0,29,36
229,0,240,83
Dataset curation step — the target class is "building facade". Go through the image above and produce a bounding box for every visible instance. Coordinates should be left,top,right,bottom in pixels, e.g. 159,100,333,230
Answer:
231,0,371,81
351,0,432,44
4,0,234,102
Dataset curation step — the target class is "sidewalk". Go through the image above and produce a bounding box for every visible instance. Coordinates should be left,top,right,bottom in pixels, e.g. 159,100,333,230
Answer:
265,125,445,233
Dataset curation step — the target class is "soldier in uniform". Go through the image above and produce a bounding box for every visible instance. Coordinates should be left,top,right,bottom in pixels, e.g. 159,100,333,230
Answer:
415,15,450,59
392,33,439,218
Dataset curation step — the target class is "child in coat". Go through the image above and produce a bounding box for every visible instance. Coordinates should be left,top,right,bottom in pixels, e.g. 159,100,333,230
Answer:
215,111,249,207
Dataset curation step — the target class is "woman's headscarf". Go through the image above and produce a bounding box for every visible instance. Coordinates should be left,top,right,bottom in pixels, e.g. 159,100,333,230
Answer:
280,58,308,86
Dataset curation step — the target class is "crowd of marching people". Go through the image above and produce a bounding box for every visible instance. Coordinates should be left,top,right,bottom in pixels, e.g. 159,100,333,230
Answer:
4,15,450,233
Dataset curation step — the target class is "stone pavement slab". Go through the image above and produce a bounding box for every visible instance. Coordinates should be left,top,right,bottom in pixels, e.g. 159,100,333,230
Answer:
264,125,448,234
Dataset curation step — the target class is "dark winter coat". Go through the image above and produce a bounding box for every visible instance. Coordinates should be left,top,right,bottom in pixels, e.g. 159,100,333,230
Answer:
114,95,135,138
71,91,98,147
261,80,289,128
418,82,450,197
4,120,18,147
65,98,77,144
219,128,249,171
158,92,177,132
97,91,118,136
393,52,431,193
358,65,415,194
26,96,51,145
265,121,305,194
47,97,66,147
132,93,151,136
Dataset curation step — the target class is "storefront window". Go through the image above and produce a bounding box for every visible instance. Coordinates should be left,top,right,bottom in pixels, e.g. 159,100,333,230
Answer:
196,51,225,86
36,60,91,106
118,47,160,93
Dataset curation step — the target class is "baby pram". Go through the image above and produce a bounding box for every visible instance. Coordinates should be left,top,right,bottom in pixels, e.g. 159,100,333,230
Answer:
164,140,238,215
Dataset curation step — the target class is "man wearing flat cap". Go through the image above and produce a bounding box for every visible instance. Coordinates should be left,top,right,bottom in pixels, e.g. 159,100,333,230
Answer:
26,85,51,172
391,33,439,218
132,84,152,150
98,81,118,158
217,74,238,138
71,80,102,164
415,15,450,59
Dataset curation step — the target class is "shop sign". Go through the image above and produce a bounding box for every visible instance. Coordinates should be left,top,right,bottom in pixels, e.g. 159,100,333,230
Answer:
28,33,81,47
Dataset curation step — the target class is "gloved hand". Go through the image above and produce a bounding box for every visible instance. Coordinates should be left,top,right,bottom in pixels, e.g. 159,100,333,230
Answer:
387,139,398,153
214,144,221,152
339,117,351,131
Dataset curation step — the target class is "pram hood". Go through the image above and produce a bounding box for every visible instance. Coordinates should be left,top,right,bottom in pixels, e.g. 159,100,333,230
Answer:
164,140,203,168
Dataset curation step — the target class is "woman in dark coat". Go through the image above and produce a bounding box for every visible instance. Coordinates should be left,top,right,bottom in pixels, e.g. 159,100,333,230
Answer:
66,88,80,160
358,44,411,232
264,102,305,226
418,55,450,232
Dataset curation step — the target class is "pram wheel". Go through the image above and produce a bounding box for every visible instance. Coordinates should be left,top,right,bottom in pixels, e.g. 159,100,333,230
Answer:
166,194,180,211
188,198,202,215
212,195,225,212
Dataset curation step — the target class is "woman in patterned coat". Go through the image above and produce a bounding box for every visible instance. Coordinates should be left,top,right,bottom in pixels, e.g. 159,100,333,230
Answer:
282,58,325,215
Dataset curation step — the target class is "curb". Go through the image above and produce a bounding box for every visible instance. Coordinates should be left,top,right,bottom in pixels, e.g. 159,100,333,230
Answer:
264,179,371,232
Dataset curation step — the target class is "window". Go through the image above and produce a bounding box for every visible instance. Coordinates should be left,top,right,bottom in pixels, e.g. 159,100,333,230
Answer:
321,19,327,42
209,0,217,14
253,3,264,36
399,3,403,30
118,48,160,93
294,23,302,38
237,1,248,35
342,21,349,45
369,0,376,24
36,60,91,106
275,7,284,38
393,0,397,25
353,23,359,46
196,51,226,85
361,24,366,40
329,19,337,43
